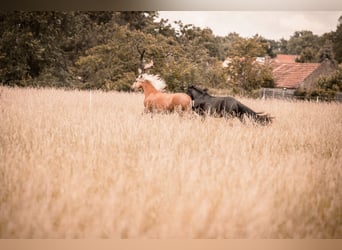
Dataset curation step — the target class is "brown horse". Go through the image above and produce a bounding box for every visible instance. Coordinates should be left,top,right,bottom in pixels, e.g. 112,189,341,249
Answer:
131,74,192,113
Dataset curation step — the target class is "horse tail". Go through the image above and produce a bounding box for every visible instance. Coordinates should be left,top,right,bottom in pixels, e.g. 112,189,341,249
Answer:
237,102,274,125
253,112,274,125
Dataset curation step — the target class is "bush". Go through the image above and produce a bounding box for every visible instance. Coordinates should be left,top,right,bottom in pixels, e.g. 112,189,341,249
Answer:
294,87,336,101
316,66,342,92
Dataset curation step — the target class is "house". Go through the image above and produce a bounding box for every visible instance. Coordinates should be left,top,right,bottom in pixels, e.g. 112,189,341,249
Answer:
222,54,337,90
269,54,337,90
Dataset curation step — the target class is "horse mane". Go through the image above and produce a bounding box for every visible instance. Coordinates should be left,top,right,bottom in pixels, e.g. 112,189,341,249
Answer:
189,85,211,96
141,74,167,91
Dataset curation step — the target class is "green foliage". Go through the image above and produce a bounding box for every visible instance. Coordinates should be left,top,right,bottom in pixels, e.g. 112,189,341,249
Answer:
229,35,268,57
225,57,274,94
73,24,194,91
0,11,111,86
284,30,328,63
286,30,338,64
294,88,336,101
296,47,317,63
318,40,336,63
112,12,159,32
276,38,289,54
316,66,342,92
332,18,342,63
287,31,320,57
223,35,274,94
294,66,342,100
0,12,59,83
0,11,341,97
74,25,148,90
72,19,228,92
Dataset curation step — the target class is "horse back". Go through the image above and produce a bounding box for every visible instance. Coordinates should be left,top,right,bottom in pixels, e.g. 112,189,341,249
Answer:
171,93,192,110
144,93,171,110
193,95,239,115
145,92,191,111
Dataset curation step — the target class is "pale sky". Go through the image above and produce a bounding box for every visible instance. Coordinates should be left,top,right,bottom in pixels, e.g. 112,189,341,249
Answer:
158,11,342,40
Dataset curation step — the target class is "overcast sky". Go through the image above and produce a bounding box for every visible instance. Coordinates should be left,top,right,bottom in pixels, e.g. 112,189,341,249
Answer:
158,11,342,40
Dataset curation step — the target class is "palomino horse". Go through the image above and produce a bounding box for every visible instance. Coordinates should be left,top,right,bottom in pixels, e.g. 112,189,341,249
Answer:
131,74,192,113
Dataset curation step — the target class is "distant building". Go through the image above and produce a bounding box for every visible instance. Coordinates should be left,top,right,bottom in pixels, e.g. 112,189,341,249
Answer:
269,54,337,89
222,54,337,90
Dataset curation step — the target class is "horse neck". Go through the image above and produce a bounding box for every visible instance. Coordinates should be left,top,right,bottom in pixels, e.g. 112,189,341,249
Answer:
192,89,207,99
141,81,159,96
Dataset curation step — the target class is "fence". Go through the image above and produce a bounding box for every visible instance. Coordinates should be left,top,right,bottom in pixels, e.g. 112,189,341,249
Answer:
260,88,342,102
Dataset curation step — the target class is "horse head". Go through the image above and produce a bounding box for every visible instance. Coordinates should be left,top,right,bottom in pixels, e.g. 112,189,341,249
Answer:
186,85,209,100
131,76,144,91
131,74,167,92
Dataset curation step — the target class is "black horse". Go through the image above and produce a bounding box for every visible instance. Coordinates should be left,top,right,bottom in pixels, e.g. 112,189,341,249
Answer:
186,85,274,125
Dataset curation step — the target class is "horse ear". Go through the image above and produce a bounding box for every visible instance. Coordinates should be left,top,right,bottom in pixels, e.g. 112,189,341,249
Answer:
138,68,142,75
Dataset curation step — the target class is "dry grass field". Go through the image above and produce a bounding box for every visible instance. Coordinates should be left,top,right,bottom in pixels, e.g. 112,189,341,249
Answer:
0,86,341,238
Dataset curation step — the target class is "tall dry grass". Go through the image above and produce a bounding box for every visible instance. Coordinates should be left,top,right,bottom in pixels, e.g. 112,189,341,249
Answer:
0,86,341,238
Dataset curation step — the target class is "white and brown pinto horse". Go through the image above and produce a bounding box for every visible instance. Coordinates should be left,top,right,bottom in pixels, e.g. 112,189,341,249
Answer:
131,74,192,113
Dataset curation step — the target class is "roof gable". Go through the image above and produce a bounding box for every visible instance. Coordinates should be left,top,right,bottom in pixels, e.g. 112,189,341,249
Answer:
271,62,320,88
269,55,323,89
273,54,298,64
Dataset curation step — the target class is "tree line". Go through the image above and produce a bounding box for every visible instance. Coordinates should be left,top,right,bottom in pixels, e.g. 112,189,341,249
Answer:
1,11,341,95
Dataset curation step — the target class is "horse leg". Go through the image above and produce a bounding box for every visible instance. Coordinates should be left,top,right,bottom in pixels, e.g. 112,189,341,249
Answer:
142,106,155,118
237,112,246,124
176,104,189,117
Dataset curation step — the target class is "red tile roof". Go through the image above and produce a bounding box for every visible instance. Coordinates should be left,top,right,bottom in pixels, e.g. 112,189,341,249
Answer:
270,55,320,89
272,54,298,64
271,62,320,88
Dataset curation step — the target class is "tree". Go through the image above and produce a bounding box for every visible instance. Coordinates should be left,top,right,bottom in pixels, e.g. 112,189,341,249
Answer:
317,39,336,63
73,24,197,91
264,39,277,58
74,25,145,90
223,35,274,94
316,65,342,92
296,47,317,63
287,30,321,62
0,11,69,84
0,11,116,86
155,18,178,38
112,11,159,33
332,15,342,63
227,34,266,58
276,38,289,54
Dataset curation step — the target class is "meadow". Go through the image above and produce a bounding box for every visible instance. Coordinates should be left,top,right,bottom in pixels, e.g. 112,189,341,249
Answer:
0,86,341,238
